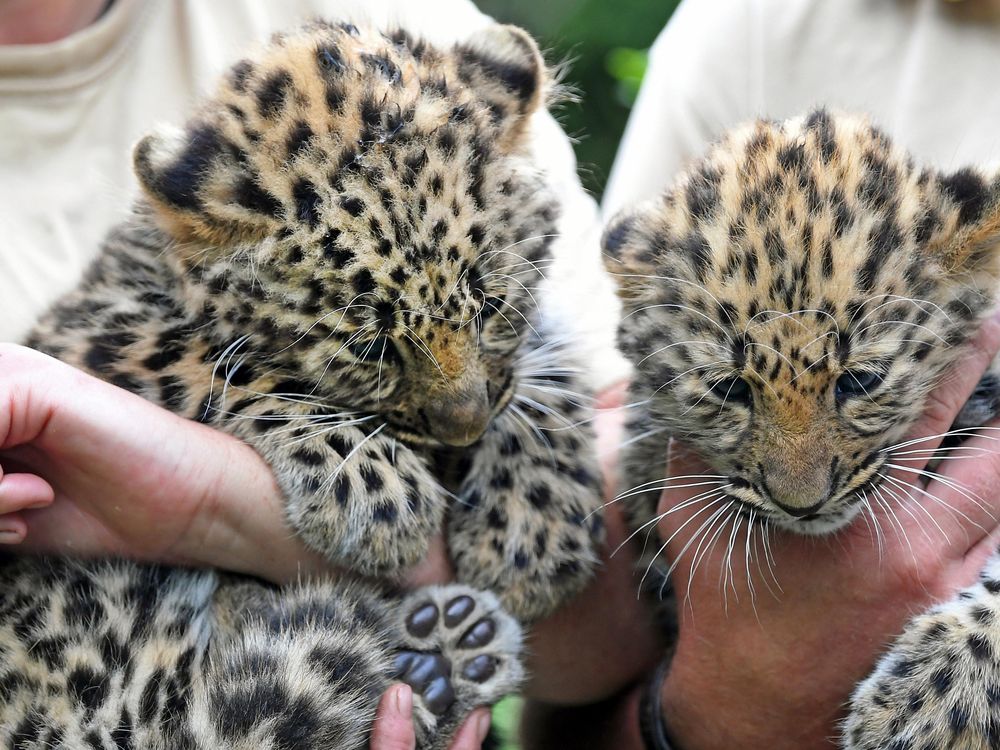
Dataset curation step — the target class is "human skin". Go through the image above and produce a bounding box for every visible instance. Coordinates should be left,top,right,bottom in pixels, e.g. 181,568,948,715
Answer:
522,313,1000,749
0,0,108,45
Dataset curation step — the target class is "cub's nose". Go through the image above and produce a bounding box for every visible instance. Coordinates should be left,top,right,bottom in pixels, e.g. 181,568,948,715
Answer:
425,384,490,447
760,459,832,520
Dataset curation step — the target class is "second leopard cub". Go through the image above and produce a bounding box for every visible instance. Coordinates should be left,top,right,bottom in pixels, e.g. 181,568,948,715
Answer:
605,109,1000,749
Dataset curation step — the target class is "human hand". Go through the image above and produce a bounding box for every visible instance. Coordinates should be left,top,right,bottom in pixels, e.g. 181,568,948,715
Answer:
656,314,1000,749
370,684,491,750
0,343,452,586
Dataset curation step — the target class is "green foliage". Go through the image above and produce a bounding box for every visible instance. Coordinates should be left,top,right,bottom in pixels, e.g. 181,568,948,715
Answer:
492,696,523,749
606,46,649,106
477,0,680,196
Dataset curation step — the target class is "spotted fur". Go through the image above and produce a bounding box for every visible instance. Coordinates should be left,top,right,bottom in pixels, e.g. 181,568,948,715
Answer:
4,21,604,748
604,109,1000,748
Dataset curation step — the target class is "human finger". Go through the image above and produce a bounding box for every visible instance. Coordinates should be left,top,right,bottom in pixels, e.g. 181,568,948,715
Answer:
447,708,491,750
369,684,416,750
889,311,1000,473
0,472,54,515
0,513,26,544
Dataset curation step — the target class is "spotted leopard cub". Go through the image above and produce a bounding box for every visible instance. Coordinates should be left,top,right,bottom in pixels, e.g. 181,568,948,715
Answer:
604,110,1000,749
28,21,603,621
2,21,603,750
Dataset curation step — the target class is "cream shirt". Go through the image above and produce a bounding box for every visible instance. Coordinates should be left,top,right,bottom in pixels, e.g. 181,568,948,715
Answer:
604,0,1000,219
0,0,628,388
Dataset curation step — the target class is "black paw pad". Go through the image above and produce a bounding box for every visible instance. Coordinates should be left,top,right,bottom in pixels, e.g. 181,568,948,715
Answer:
406,602,439,637
444,595,475,627
423,675,456,715
393,651,456,716
458,617,496,649
462,654,497,683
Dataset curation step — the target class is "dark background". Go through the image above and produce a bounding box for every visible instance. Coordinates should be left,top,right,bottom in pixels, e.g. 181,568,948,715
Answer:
476,0,682,197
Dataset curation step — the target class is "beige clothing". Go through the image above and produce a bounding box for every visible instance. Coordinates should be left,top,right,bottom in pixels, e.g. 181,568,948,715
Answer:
0,0,627,388
604,0,1000,219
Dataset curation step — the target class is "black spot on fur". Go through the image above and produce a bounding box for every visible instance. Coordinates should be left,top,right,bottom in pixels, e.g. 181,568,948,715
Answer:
293,180,322,229
286,121,313,159
940,168,989,226
603,216,634,257
362,52,401,84
316,43,344,74
232,176,282,218
687,168,721,221
230,60,255,91
256,70,293,119
341,196,364,217
458,47,537,104
805,108,836,162
147,125,225,211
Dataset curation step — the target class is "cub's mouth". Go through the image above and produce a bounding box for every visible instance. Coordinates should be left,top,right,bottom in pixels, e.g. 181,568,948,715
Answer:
722,452,889,535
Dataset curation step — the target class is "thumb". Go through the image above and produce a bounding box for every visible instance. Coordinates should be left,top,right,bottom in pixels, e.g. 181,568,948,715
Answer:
369,684,416,750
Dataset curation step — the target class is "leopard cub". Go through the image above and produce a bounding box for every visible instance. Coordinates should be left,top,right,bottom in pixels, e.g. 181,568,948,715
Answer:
605,109,1000,749
2,20,603,749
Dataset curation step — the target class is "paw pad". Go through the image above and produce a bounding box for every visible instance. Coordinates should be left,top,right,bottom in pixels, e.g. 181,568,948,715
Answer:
444,595,474,626
405,603,439,637
396,585,523,723
393,652,455,715
458,618,495,649
461,654,497,683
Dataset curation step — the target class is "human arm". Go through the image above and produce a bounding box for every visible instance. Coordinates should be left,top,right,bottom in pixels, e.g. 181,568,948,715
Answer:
523,315,1000,749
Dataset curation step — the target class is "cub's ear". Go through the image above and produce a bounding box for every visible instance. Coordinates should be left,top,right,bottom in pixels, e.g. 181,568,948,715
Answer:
133,122,283,246
925,167,1000,284
454,25,547,149
602,207,661,310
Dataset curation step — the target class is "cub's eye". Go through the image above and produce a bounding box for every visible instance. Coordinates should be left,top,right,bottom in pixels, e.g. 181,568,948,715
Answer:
347,336,399,364
477,295,502,323
835,370,885,399
710,376,751,403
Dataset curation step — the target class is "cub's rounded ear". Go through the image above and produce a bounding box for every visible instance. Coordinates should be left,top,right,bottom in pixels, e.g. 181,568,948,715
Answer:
916,168,1000,298
455,24,547,149
134,123,282,246
602,207,660,309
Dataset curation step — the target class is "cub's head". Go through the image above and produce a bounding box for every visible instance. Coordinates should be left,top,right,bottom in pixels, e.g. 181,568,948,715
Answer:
605,109,1000,532
133,21,557,446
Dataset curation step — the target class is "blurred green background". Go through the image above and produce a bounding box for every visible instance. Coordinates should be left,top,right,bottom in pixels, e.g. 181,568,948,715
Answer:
478,0,681,197
475,5,680,745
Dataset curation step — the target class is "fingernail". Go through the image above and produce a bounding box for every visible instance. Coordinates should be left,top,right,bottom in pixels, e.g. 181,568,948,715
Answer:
394,684,412,716
0,530,22,544
475,711,491,743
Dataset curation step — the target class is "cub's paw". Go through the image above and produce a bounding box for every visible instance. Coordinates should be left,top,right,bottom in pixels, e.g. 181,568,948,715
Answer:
393,585,523,748
449,469,605,623
845,561,1000,750
280,435,447,576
